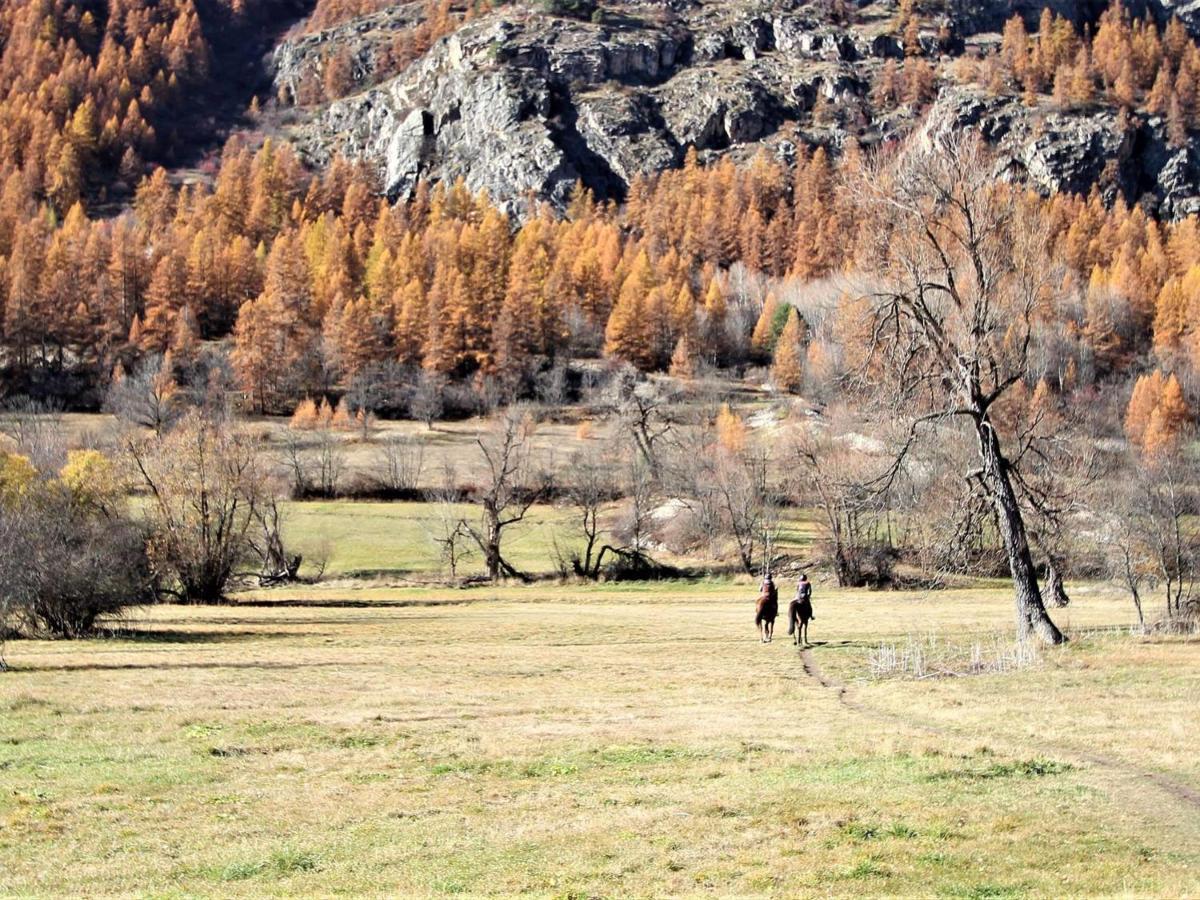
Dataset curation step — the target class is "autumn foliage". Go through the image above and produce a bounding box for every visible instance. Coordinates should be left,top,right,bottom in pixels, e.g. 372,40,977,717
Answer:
1,0,1200,450
1126,370,1192,456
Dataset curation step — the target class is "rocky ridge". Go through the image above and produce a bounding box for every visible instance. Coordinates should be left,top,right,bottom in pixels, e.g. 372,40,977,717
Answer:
271,0,1200,217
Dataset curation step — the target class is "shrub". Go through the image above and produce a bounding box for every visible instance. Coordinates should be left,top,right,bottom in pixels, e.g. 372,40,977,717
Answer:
1,463,154,642
21,499,154,637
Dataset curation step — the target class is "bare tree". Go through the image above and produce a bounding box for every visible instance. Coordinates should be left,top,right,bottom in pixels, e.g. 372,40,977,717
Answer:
986,386,1103,608
889,420,989,584
536,362,570,407
126,413,265,603
854,134,1066,644
312,428,346,497
411,371,447,429
1104,454,1200,624
425,464,473,580
374,434,425,495
460,408,552,581
0,490,153,641
559,442,620,579
248,496,303,585
104,355,181,436
611,454,659,570
604,367,680,480
279,432,312,497
1,397,66,472
279,426,345,498
1099,490,1149,631
693,442,781,575
790,423,894,587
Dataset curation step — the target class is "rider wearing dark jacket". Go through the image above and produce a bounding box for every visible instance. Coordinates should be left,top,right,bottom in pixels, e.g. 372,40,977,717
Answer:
787,573,814,635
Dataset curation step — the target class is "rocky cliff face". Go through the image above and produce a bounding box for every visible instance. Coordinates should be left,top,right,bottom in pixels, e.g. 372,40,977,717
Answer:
271,0,1200,218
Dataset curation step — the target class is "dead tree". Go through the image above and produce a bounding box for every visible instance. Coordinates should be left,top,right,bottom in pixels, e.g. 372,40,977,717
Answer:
560,443,618,579
856,133,1066,644
790,423,893,587
1099,486,1149,631
425,464,474,580
604,368,680,480
279,426,345,498
374,434,425,495
1113,454,1200,622
248,496,302,585
104,354,181,436
606,454,661,576
694,441,780,575
0,397,66,472
1007,403,1100,609
125,412,265,603
462,408,551,581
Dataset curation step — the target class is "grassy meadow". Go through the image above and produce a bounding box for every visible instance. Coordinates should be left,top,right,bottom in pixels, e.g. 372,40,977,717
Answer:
3,411,1198,897
3,579,1199,897
279,500,822,582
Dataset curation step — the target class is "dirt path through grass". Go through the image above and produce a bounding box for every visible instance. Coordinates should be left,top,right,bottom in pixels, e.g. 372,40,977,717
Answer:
800,643,1200,815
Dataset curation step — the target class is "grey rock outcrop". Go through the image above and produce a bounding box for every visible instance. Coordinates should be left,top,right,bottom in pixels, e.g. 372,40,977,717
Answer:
922,87,1200,215
272,2,428,103
276,0,1200,218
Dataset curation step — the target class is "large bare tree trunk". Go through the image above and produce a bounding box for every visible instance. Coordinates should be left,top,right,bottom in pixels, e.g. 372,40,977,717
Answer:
978,421,1065,645
484,511,502,581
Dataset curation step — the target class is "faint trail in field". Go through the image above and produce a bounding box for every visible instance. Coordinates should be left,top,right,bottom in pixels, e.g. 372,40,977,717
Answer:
798,646,1200,813
800,646,949,736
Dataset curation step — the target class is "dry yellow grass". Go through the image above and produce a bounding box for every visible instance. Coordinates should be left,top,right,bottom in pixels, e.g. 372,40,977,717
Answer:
2,582,1198,896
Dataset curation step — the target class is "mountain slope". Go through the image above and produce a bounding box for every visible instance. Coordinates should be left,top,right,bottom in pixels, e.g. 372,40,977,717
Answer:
264,0,1200,217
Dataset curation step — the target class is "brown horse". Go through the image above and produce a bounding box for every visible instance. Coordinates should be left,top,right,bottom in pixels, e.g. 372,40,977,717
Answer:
788,595,814,646
755,577,778,643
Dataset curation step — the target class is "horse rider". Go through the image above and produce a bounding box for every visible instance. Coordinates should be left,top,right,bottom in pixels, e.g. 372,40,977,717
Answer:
788,572,815,645
756,573,779,643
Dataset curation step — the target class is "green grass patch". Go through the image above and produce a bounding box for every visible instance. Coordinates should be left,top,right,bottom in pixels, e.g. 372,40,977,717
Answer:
429,745,705,780
841,856,889,879
940,883,1025,900
214,848,322,882
926,758,1073,782
839,820,921,841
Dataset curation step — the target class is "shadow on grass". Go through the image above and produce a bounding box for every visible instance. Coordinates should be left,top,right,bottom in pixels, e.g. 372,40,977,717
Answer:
230,598,475,609
10,659,373,673
103,628,301,644
134,616,453,629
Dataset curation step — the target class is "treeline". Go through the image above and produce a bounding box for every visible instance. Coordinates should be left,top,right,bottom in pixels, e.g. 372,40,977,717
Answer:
2,131,1200,418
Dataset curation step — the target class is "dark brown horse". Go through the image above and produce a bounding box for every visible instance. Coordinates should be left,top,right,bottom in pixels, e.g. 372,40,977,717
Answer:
755,577,778,643
788,578,814,646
